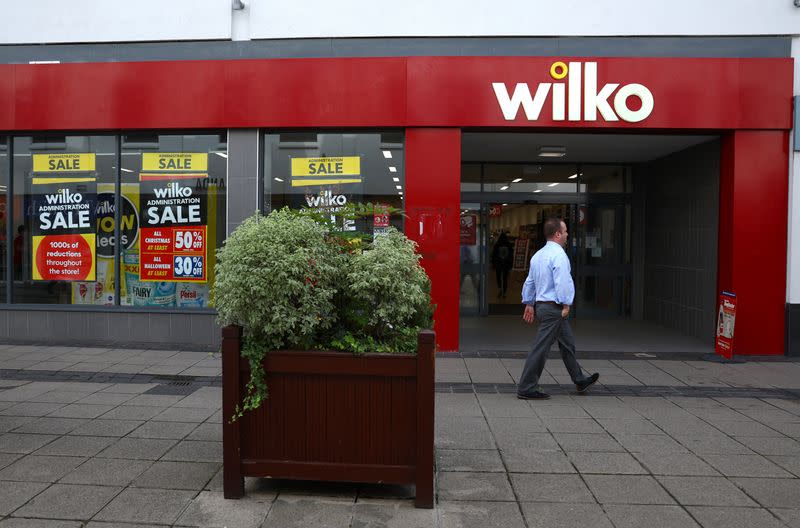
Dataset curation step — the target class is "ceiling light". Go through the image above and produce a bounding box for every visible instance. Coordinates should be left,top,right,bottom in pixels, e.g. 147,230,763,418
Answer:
395,185,402,190
392,177,399,182
274,177,284,182
538,146,566,158
568,173,578,179
534,190,542,193
215,152,228,159
502,203,508,206
548,182,559,187
382,150,392,159
512,178,522,183
389,166,397,172
500,185,509,191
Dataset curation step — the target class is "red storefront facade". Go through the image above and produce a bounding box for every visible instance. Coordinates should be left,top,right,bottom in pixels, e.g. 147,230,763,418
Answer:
0,56,793,355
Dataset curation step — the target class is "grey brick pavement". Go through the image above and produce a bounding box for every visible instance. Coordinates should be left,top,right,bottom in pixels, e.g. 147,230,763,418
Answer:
0,344,799,526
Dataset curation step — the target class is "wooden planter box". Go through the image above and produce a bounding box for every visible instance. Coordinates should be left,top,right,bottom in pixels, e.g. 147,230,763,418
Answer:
221,325,436,508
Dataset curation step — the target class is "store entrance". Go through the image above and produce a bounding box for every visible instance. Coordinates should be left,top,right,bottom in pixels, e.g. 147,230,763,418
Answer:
460,164,631,319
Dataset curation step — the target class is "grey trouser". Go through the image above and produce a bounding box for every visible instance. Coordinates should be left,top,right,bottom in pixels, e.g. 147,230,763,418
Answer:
518,303,587,394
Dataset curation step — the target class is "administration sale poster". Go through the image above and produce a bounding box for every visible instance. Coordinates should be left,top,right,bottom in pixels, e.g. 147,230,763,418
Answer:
139,153,208,283
30,153,97,282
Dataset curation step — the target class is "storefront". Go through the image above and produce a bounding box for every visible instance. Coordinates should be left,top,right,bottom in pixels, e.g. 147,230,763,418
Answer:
0,56,793,355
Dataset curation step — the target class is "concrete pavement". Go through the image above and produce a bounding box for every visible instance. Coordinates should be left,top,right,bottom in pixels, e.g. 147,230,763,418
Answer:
0,344,799,527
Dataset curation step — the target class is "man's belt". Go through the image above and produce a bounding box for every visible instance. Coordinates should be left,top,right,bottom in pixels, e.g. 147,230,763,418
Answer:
535,301,563,308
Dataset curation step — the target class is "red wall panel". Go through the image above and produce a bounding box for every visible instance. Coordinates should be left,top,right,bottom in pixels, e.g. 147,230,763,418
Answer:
719,131,789,355
405,129,461,351
0,65,15,131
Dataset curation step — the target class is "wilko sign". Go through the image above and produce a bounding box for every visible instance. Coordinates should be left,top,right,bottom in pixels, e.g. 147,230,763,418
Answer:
492,61,654,123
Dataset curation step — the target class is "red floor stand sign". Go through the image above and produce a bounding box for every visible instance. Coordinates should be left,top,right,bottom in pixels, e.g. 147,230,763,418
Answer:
715,291,737,359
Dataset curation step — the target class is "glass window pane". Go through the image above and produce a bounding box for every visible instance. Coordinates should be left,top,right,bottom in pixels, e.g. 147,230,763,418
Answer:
581,165,628,193
120,132,227,309
264,131,404,236
13,135,115,305
461,164,481,192
483,164,579,194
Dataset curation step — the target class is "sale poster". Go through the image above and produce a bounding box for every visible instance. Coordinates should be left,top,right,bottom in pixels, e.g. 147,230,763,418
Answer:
30,153,97,282
139,153,208,283
715,291,737,359
460,214,477,245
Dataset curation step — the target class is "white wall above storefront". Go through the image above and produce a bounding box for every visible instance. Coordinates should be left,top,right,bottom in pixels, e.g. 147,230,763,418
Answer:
252,0,798,39
1,0,231,45
2,0,799,45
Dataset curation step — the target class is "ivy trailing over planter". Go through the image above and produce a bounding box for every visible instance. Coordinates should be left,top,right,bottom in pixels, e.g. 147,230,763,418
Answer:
212,206,433,420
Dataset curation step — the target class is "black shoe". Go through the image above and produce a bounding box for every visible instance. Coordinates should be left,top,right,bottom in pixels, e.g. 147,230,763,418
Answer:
575,373,600,393
517,391,551,400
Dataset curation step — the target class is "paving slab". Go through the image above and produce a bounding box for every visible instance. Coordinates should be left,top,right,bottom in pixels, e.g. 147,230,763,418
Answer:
583,475,675,505
131,460,220,490
59,457,153,487
260,496,354,528
93,488,196,525
770,508,800,528
437,471,515,501
439,500,526,528
127,421,198,440
32,435,115,457
500,449,576,473
0,454,84,482
657,476,758,507
0,519,82,527
436,393,484,417
519,502,615,528
12,483,122,520
69,419,143,437
185,422,221,442
12,417,87,435
0,433,58,454
352,500,438,528
730,477,800,508
686,506,788,528
701,454,793,478
96,437,177,460
436,449,505,473
633,452,719,476
174,490,271,528
161,440,222,462
436,416,496,450
0,480,49,516
510,473,595,503
603,504,701,528
567,451,647,474
553,432,626,452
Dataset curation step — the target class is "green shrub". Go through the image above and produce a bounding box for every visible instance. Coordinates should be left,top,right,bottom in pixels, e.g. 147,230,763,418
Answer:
212,209,343,417
330,228,433,353
213,207,433,419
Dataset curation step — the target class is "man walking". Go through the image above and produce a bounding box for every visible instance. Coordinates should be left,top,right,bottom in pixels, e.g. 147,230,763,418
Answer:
517,217,599,400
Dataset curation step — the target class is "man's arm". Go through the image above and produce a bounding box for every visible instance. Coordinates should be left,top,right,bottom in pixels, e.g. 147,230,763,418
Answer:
521,259,537,324
552,253,575,318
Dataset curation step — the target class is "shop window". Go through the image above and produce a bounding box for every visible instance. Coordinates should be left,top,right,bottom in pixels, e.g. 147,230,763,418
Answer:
120,133,227,309
263,131,404,235
12,135,116,305
9,132,226,309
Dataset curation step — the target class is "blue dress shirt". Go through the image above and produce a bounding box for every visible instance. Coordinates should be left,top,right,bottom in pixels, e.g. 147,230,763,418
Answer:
521,241,575,306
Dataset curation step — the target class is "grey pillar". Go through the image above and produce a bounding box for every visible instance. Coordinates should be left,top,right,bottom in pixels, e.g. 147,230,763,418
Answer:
226,129,261,235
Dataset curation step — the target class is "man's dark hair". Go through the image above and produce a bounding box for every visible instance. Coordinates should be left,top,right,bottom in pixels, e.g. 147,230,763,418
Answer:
543,216,563,239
